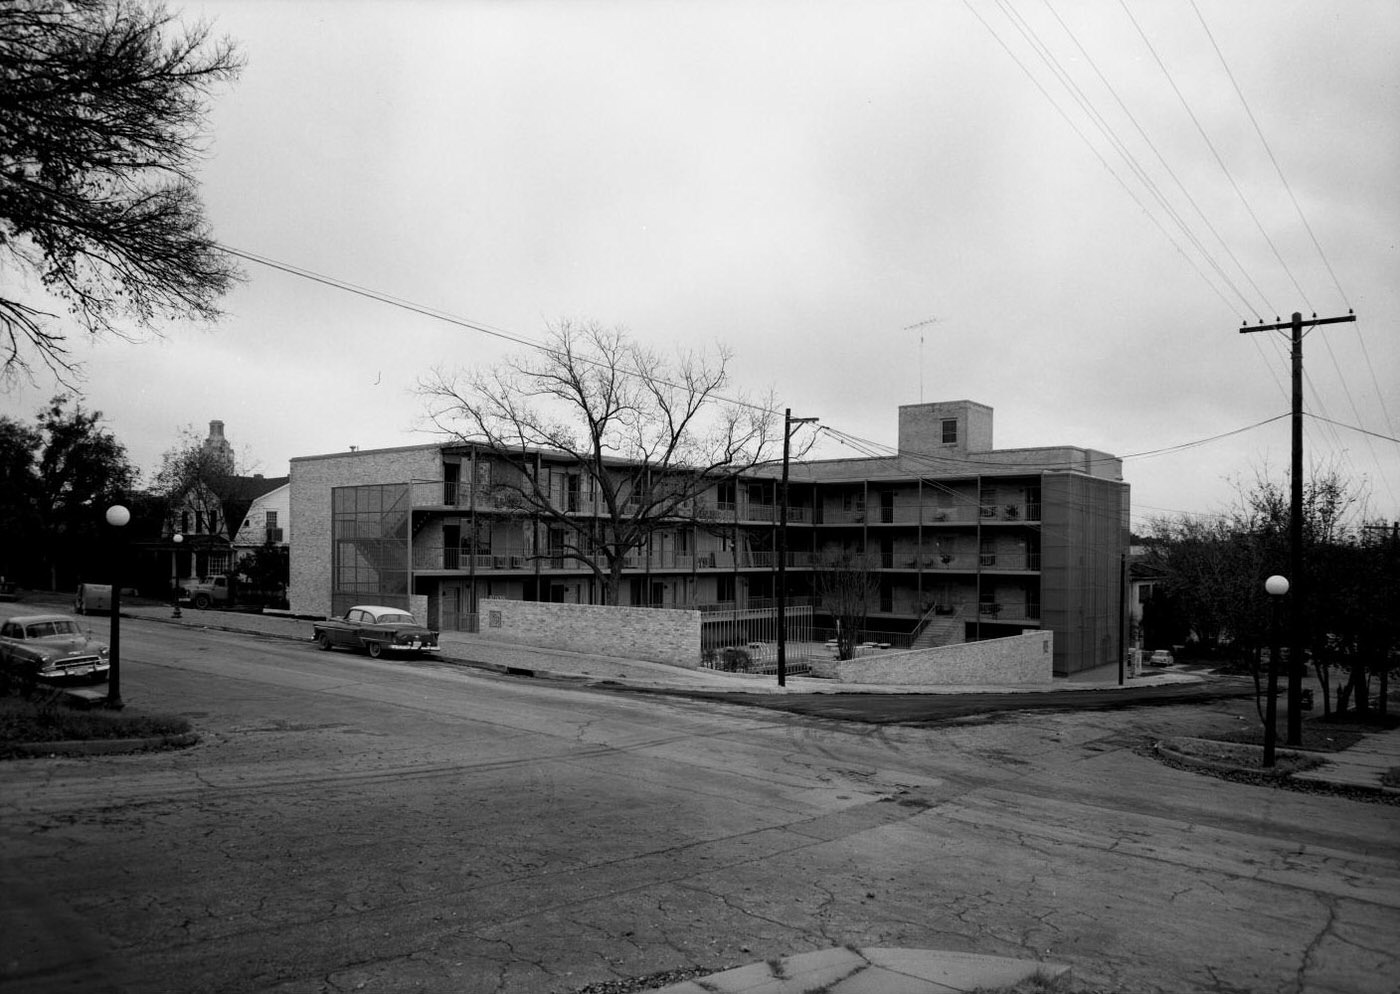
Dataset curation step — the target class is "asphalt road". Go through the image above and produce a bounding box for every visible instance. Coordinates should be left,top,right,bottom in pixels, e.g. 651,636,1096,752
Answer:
2,616,1397,994
615,677,1259,725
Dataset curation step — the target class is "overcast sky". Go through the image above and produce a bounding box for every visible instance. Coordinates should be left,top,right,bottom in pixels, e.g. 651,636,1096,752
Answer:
4,0,1398,530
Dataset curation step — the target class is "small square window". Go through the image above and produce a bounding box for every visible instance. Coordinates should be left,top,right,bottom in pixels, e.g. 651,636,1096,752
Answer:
941,419,958,444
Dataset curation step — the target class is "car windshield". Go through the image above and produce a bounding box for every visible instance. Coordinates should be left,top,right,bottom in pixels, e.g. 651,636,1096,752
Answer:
26,620,78,638
376,613,415,625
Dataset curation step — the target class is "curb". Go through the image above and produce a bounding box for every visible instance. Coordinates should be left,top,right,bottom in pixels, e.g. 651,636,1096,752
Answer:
4,731,200,759
1154,736,1308,776
1154,735,1400,799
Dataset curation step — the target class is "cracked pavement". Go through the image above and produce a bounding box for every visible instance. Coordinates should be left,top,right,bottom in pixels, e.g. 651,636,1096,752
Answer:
1,618,1397,994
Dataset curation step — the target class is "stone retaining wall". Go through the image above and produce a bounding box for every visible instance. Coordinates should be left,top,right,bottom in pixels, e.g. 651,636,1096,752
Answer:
479,599,701,668
814,630,1053,686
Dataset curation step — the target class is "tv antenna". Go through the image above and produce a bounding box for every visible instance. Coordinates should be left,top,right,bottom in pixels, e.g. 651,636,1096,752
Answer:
903,316,940,402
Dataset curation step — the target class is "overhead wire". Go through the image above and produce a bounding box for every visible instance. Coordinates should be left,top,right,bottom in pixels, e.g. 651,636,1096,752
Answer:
1191,4,1397,504
220,245,784,423
960,0,1246,318
1015,0,1273,318
1117,0,1314,311
974,4,1394,514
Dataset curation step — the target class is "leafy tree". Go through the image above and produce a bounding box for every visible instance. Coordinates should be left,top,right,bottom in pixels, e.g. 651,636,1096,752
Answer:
1,0,242,383
235,543,288,606
0,415,43,581
421,319,778,605
22,396,136,588
1147,471,1397,723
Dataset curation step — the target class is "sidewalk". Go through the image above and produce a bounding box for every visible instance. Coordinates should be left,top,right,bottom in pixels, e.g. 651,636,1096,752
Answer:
119,601,1202,696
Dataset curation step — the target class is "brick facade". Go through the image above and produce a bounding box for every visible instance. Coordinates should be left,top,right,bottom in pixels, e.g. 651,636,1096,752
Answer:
289,445,442,618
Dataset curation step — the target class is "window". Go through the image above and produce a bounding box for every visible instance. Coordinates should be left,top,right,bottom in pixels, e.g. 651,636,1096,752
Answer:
942,418,958,444
266,511,278,529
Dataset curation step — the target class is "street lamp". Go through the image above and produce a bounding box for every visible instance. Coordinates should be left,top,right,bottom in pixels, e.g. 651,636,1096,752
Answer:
171,532,184,619
105,504,130,709
1262,574,1289,768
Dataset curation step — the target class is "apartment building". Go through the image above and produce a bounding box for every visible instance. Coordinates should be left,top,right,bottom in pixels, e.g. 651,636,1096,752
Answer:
288,400,1129,675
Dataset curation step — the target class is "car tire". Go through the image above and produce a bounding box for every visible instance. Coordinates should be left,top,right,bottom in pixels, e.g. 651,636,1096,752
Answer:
317,632,333,651
193,594,212,610
367,641,383,659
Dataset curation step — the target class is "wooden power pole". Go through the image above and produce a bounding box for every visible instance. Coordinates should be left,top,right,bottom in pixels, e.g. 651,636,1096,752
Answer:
1239,309,1356,744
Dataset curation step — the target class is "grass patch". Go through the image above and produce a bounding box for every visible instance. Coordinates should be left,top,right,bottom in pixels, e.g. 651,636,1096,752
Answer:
0,693,191,757
1214,723,1364,752
1162,736,1322,775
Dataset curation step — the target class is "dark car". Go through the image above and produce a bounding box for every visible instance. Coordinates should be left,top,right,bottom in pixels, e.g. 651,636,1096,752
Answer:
312,605,440,659
0,613,111,692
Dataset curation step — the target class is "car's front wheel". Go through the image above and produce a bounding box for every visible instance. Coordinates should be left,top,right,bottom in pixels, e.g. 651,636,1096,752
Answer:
193,594,212,610
317,632,333,651
367,641,383,659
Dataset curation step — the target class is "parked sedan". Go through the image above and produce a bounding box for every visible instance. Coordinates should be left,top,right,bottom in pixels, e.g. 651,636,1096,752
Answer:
312,605,440,659
0,613,110,692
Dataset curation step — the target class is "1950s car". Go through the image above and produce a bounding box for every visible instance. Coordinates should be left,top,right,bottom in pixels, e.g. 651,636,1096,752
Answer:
0,613,111,692
312,605,440,659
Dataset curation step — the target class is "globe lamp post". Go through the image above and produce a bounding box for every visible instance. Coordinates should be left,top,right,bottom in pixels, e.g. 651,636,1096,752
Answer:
1262,574,1289,768
171,532,184,619
105,504,130,708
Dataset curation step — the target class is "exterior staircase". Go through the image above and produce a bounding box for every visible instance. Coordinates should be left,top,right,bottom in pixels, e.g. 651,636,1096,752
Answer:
910,605,966,649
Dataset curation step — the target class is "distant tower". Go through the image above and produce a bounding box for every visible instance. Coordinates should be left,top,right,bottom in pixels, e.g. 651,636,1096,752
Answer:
202,420,235,473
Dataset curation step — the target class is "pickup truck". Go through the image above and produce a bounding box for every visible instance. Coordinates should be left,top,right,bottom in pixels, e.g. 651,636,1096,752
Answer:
312,605,440,659
180,574,235,610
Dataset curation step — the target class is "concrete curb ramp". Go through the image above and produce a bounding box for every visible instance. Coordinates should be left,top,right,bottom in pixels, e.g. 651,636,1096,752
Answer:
654,947,1068,993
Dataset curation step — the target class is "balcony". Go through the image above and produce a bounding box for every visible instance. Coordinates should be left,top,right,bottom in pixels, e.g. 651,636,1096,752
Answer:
979,502,1042,523
412,480,522,511
978,602,1041,623
413,547,531,571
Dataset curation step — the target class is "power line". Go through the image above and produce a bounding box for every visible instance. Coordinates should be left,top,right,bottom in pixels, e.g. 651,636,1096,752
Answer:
1119,0,1313,311
1039,0,1276,318
220,244,785,422
1189,0,1349,309
960,0,1247,318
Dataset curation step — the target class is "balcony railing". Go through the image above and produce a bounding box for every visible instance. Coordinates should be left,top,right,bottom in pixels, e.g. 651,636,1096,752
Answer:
413,548,532,571
978,602,1041,622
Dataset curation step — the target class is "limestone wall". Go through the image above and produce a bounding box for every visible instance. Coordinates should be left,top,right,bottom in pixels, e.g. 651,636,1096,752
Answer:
815,630,1053,686
480,598,702,668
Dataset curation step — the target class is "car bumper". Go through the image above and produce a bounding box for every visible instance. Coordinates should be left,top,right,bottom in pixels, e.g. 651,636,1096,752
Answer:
383,644,440,652
38,663,110,684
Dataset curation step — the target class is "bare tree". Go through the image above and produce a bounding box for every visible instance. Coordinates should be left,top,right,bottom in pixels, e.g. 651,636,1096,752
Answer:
1,0,243,383
815,549,878,661
153,424,238,538
421,320,778,605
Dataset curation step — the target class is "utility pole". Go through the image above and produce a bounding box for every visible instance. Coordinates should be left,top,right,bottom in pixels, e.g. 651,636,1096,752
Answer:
777,408,818,687
1240,309,1355,744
